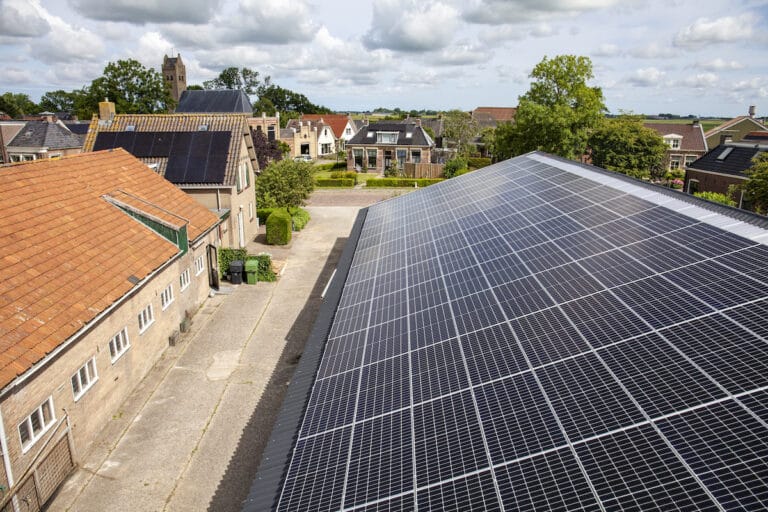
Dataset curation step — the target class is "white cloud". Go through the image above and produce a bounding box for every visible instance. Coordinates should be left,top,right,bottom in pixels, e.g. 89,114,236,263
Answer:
674,14,755,48
463,0,623,25
671,73,719,89
29,8,104,65
627,67,665,87
629,43,670,59
432,43,491,66
693,58,745,71
592,43,621,57
2,68,34,84
0,0,50,37
70,0,221,25
364,0,460,52
223,0,319,44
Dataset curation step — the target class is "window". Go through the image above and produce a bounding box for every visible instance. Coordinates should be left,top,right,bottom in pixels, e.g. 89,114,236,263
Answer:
267,125,275,141
180,269,191,292
687,179,700,194
160,284,174,310
669,157,681,170
249,201,254,220
19,398,55,452
396,149,407,168
685,156,697,167
138,304,154,333
109,327,131,361
346,127,351,135
72,357,98,400
195,255,205,276
353,149,363,168
376,132,399,144
321,143,332,154
411,149,421,164
670,139,680,149
367,149,377,168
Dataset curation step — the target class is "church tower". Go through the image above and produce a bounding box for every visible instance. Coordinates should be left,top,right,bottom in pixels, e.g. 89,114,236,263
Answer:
162,53,187,105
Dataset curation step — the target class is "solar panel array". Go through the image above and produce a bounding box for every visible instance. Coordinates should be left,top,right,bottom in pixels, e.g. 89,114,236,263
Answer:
274,153,768,511
93,131,231,184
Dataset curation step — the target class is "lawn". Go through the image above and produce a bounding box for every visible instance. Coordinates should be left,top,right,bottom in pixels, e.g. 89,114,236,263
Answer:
314,170,381,185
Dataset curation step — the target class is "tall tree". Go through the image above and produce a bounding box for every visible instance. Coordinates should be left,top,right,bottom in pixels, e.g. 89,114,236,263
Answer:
588,115,667,179
743,153,768,214
442,110,480,157
38,90,76,113
203,67,267,95
87,59,174,115
257,84,331,116
0,92,39,117
498,55,606,160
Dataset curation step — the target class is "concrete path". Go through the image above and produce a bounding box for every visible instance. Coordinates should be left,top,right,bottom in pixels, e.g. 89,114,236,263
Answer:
48,206,360,512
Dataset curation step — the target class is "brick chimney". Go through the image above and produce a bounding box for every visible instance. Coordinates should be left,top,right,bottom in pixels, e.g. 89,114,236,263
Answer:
749,105,756,118
99,98,115,121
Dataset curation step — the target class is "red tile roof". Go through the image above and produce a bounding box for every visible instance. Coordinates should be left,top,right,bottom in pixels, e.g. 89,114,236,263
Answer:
472,107,517,122
644,122,708,152
301,114,351,139
0,150,220,389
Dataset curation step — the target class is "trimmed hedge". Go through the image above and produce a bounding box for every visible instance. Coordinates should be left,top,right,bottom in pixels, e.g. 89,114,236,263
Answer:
467,157,492,169
291,207,311,231
266,210,292,245
218,247,248,277
330,171,358,183
365,178,444,188
257,207,276,225
246,253,277,282
316,178,355,187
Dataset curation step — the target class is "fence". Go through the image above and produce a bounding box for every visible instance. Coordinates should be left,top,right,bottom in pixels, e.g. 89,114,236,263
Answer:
403,163,444,179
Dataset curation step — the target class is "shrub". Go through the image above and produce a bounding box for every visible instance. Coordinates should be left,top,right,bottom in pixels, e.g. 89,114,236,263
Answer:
290,207,311,231
218,247,247,277
257,207,276,225
246,253,277,282
467,157,491,169
316,178,355,187
266,210,292,245
366,178,443,188
330,171,358,183
443,157,468,178
694,191,737,207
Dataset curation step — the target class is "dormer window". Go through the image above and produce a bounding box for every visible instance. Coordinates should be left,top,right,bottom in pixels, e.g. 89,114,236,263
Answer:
664,134,682,149
376,132,399,144
125,125,135,132
198,125,208,131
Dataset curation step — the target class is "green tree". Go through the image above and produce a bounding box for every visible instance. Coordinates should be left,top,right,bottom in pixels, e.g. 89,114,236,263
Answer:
255,159,315,211
588,114,667,179
253,96,276,116
257,84,331,116
38,90,76,113
442,110,480,157
186,84,204,91
498,55,606,160
203,67,267,95
743,153,768,214
86,59,174,115
0,93,39,117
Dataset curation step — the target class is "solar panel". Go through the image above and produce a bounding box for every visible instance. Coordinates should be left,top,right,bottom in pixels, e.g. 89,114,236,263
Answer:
247,152,768,512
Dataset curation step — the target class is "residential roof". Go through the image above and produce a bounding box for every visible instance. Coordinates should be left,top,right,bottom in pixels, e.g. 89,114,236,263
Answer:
82,113,256,187
688,142,767,177
175,90,253,114
346,121,434,147
471,106,517,123
744,131,768,142
644,122,708,152
0,150,220,390
705,115,768,139
7,120,83,150
300,114,351,139
248,151,768,511
0,122,25,148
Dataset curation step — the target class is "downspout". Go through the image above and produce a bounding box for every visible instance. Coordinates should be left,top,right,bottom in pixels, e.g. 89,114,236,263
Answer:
0,406,16,512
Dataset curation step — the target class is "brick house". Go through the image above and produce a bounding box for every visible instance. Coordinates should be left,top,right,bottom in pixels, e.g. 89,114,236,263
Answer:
644,120,708,172
280,120,319,160
684,141,767,206
3,117,83,163
705,106,768,148
345,121,435,173
82,105,259,248
299,114,358,152
0,150,222,509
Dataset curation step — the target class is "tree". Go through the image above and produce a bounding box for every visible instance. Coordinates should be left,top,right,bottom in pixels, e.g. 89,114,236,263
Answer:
588,114,667,179
497,55,606,160
86,59,174,115
442,110,480,157
0,92,39,117
38,90,77,113
203,67,267,95
255,159,315,210
492,122,516,161
251,128,284,170
186,84,204,91
257,84,331,117
743,153,768,214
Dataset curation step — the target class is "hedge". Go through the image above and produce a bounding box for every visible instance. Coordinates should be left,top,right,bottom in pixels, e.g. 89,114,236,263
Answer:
316,178,355,187
365,178,444,188
467,157,492,169
257,207,277,225
218,247,248,277
315,162,347,172
266,210,292,245
246,253,277,282
258,207,311,230
330,171,358,183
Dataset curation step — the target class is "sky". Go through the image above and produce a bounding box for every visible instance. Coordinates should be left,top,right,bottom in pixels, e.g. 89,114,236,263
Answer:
1,0,767,117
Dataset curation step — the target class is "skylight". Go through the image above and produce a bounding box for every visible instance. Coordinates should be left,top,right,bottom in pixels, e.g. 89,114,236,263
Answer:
717,147,733,160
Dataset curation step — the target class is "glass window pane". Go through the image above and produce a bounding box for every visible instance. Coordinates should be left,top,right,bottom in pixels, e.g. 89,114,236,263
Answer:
31,410,41,434
42,400,52,424
19,422,30,444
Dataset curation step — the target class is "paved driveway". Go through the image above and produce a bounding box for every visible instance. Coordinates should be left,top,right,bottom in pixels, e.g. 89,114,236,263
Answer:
48,205,361,512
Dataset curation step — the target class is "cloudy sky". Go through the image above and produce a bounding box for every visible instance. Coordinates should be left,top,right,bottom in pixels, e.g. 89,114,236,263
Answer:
1,0,767,117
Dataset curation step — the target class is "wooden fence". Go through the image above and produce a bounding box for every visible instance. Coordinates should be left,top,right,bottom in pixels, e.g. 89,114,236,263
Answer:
403,163,444,179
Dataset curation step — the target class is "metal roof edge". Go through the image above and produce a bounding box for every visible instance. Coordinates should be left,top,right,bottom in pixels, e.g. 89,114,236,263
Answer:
243,207,369,512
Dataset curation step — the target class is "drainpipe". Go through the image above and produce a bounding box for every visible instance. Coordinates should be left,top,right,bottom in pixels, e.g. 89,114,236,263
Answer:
0,406,16,511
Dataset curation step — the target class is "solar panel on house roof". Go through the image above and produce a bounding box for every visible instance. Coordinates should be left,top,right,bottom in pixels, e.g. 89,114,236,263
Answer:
246,152,768,512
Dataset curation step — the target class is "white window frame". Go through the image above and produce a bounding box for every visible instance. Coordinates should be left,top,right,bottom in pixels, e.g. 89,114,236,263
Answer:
72,356,98,400
669,157,682,170
376,132,399,144
180,268,191,292
109,327,131,361
18,397,55,453
195,255,205,276
249,201,254,221
138,304,155,333
160,283,174,310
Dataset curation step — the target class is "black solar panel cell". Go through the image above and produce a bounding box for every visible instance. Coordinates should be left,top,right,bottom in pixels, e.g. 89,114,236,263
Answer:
612,275,714,328
131,132,155,157
300,369,359,435
411,338,468,403
365,318,408,363
560,291,650,348
356,355,410,420
416,470,502,511
511,308,589,366
92,131,117,151
494,276,555,318
461,323,527,385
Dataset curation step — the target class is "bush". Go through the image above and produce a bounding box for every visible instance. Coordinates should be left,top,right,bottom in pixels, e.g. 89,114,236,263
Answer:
467,157,491,169
218,247,247,277
246,253,277,282
366,178,443,188
330,171,358,183
315,162,347,172
694,191,737,207
266,210,292,245
316,178,355,187
257,207,276,225
290,207,311,231
443,157,468,178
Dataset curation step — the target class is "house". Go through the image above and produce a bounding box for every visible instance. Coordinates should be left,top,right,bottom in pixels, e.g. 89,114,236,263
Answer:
684,139,767,204
644,120,708,172
175,89,252,114
285,118,337,158
281,120,319,160
471,106,517,128
249,112,281,144
0,150,222,509
705,106,768,148
2,118,83,163
345,120,435,172
299,114,358,151
82,103,259,248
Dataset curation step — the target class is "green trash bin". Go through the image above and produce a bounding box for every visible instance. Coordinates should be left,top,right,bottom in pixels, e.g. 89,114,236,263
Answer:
244,259,259,285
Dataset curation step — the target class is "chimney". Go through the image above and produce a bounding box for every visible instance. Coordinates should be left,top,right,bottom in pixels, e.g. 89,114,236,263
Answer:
749,105,756,118
720,134,733,145
415,118,422,127
692,119,699,127
99,98,115,121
